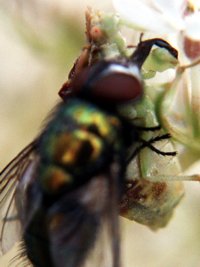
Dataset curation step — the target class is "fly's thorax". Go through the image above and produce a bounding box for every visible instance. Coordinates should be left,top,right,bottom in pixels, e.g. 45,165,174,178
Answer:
37,99,123,195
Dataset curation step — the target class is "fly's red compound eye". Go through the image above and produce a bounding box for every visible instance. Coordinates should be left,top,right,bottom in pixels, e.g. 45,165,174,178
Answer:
71,62,143,103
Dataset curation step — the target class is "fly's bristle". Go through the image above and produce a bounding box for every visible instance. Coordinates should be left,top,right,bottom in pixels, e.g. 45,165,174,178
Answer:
9,241,31,267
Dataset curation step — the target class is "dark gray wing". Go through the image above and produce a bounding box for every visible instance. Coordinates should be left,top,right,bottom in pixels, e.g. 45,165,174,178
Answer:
49,163,121,267
0,141,37,256
24,161,122,267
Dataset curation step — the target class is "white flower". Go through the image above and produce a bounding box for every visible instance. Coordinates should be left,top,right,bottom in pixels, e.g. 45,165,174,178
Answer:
113,0,200,63
113,0,200,166
113,0,200,42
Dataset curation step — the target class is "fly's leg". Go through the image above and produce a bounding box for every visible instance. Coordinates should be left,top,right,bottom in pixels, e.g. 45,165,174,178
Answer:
130,38,178,69
127,133,177,164
126,131,200,183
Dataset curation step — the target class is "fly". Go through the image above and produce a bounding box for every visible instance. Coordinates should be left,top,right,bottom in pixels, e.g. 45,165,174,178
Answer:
0,10,181,267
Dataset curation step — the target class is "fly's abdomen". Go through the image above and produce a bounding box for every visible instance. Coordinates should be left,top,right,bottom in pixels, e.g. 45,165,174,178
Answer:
39,129,105,194
37,99,122,195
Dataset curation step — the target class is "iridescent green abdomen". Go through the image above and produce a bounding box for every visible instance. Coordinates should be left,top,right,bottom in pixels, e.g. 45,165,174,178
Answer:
37,98,122,194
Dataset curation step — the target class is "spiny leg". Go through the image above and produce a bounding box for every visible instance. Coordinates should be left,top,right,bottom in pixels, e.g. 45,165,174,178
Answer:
127,133,177,164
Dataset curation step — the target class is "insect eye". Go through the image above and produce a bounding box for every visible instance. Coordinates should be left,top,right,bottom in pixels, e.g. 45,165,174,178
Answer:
72,62,143,104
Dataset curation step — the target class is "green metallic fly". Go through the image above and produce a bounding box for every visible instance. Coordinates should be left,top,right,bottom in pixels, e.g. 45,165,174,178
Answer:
0,10,181,267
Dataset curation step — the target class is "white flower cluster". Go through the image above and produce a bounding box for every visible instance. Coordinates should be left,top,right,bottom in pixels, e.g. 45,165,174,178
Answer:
113,0,200,169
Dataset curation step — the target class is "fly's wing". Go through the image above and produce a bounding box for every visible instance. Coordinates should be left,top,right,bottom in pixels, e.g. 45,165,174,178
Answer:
0,141,37,256
48,161,121,267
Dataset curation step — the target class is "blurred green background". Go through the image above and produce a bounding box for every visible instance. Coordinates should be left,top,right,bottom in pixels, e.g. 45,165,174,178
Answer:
0,1,200,266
